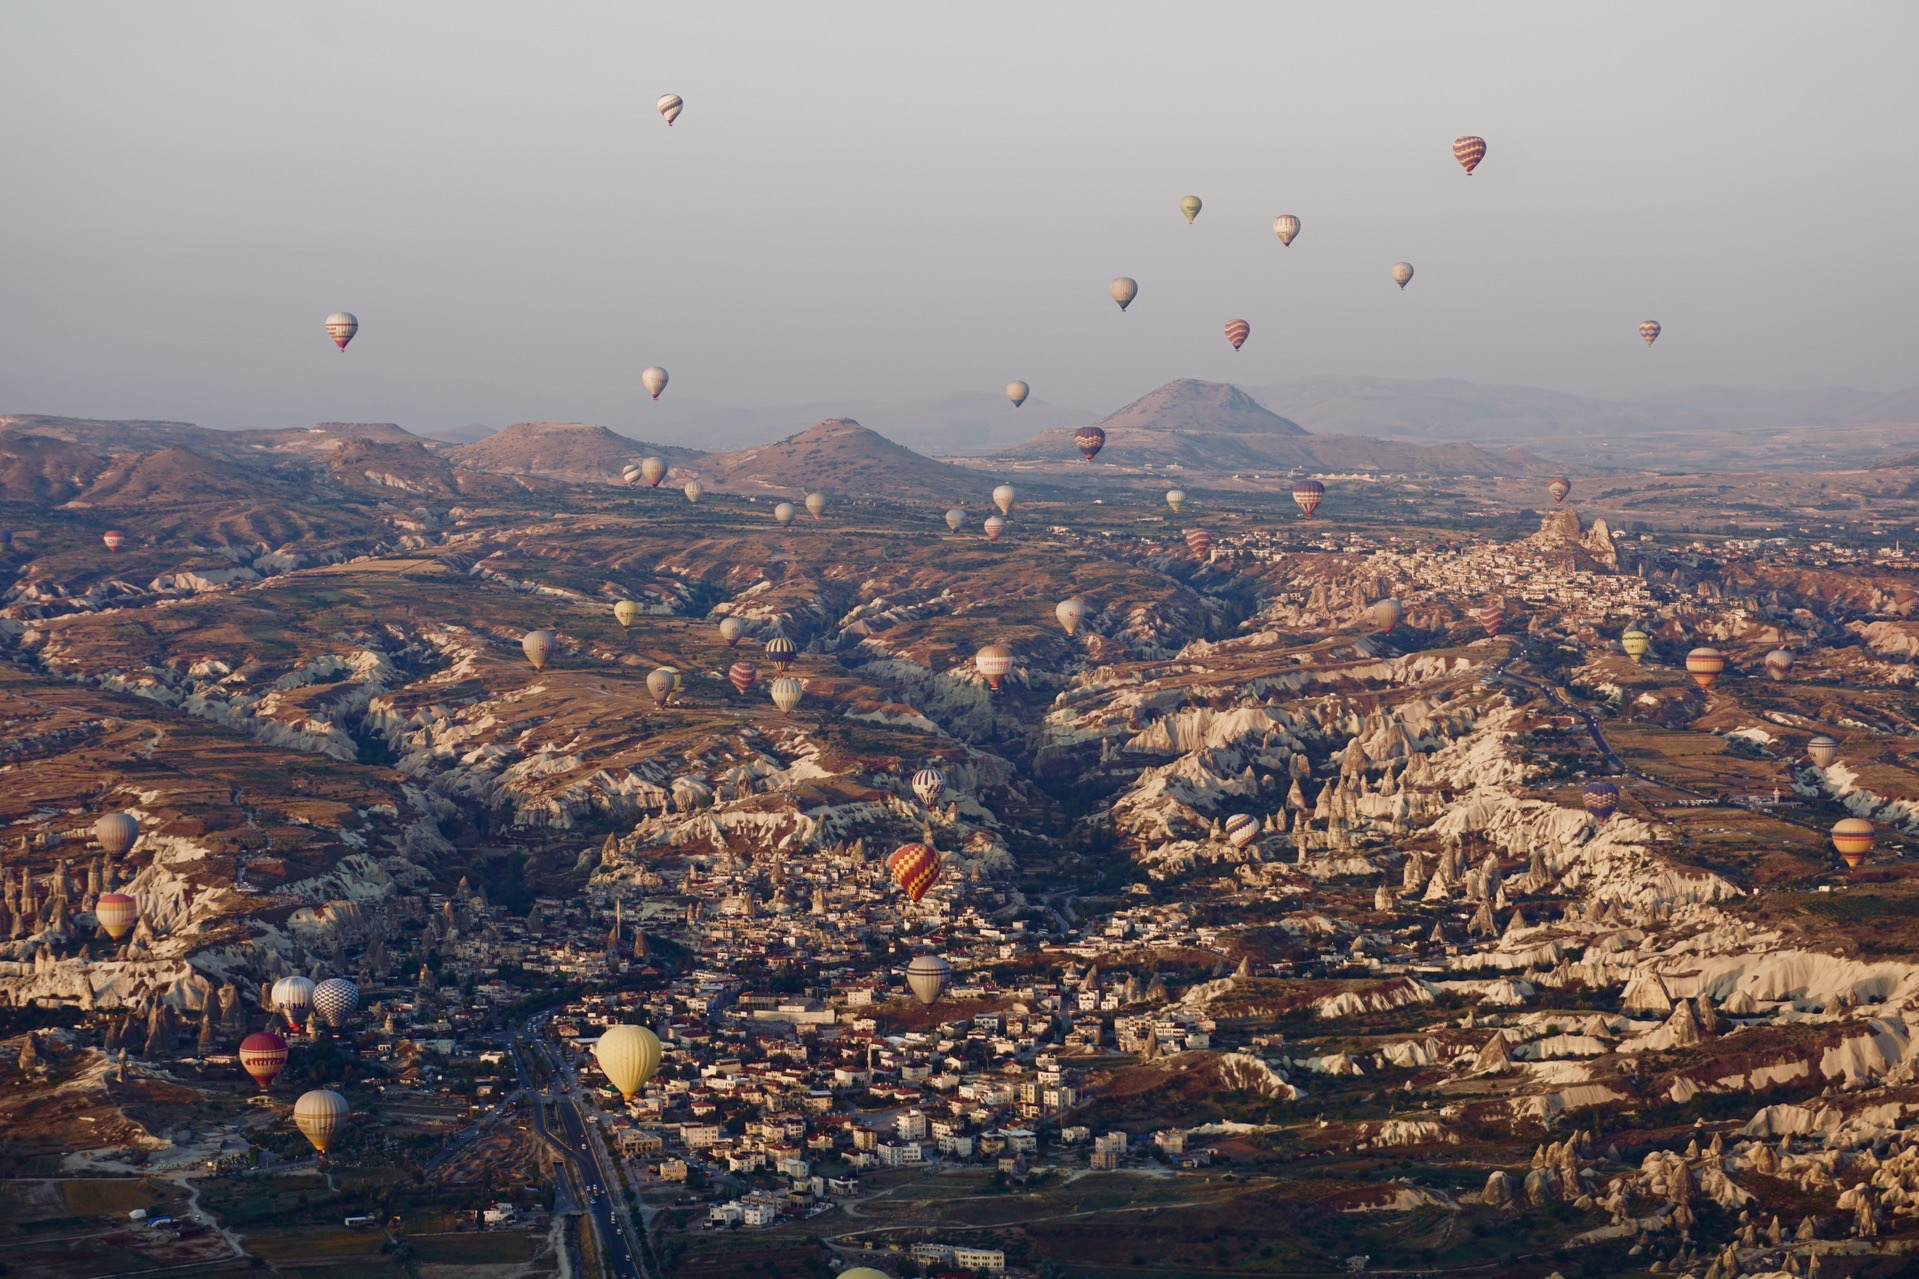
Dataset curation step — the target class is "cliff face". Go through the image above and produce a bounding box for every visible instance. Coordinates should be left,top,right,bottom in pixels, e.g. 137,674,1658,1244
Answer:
1529,508,1619,571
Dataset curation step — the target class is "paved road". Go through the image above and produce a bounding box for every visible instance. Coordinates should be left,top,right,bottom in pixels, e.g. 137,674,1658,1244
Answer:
515,1033,649,1279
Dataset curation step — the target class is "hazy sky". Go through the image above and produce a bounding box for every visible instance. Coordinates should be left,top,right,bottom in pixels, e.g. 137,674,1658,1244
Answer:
3,2,1916,438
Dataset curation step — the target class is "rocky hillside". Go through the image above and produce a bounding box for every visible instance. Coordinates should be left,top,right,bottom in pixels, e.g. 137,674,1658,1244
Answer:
702,418,1007,502
449,421,704,485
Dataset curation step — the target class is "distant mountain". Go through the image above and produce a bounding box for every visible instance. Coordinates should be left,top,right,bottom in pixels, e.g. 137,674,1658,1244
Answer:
617,391,1096,457
703,419,999,502
449,421,706,485
997,378,1539,476
418,423,498,445
1252,375,1919,472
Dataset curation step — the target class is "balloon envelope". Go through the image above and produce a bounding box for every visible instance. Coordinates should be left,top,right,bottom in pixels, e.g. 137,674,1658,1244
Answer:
656,94,682,125
769,676,803,714
1832,817,1875,868
1583,781,1620,823
983,516,1005,543
1764,649,1795,681
595,1024,663,1098
719,617,745,646
1223,814,1259,848
993,484,1016,515
906,954,952,1005
1807,736,1840,769
1185,529,1214,558
522,631,556,671
1165,489,1184,513
1006,381,1029,408
294,1089,350,1155
1224,319,1250,351
729,662,757,695
614,600,641,628
1074,427,1106,462
1685,647,1727,689
1621,629,1651,662
805,493,826,519
774,502,795,526
976,644,1013,690
1371,599,1404,634
95,812,140,857
1292,480,1325,518
765,637,797,671
945,509,965,532
640,457,667,487
641,367,668,400
1453,135,1487,174
1056,597,1086,635
1274,215,1300,246
95,892,138,940
912,768,945,809
1110,277,1138,310
311,978,360,1030
1548,477,1571,504
888,843,941,902
102,531,125,552
1640,321,1661,347
240,1032,288,1089
272,976,315,1023
683,481,704,504
647,667,677,708
325,312,359,351
1392,262,1415,288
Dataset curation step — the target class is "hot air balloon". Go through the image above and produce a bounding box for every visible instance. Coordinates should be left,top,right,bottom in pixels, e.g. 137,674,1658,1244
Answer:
993,484,1016,515
888,843,941,902
294,1089,349,1156
647,667,681,708
719,617,745,647
621,464,641,486
1807,736,1840,769
1292,479,1325,518
522,631,555,671
683,481,704,504
1685,647,1727,690
1055,597,1086,636
1224,319,1250,351
1392,262,1415,289
1223,813,1259,849
984,516,1006,543
614,600,641,628
325,312,358,351
102,530,125,553
765,637,797,672
1583,781,1620,824
1832,817,1875,869
912,768,945,809
239,1032,288,1089
1185,529,1214,559
1453,135,1487,175
945,509,965,532
1476,603,1507,637
1371,599,1404,634
1621,628,1651,663
769,676,803,715
1548,476,1571,504
1640,321,1661,347
1764,649,1795,681
595,1024,663,1098
1110,277,1138,311
906,954,952,1006
656,94,683,125
272,976,315,1025
640,457,667,487
1179,195,1202,224
95,812,140,857
1006,381,1029,408
729,662,757,696
641,367,669,400
774,502,796,526
311,977,360,1030
1165,489,1185,513
976,644,1013,691
95,893,138,941
1074,427,1106,462
805,492,826,520
1274,215,1300,246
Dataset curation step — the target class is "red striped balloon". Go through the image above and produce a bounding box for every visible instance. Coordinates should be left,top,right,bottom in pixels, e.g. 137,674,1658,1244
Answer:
1185,529,1214,558
1476,603,1506,636
1224,319,1250,351
1640,321,1661,347
1292,480,1325,518
1074,426,1106,462
1453,135,1487,175
728,662,757,696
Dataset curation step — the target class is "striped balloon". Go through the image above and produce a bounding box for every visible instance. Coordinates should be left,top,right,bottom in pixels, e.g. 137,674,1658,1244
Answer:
906,953,952,1006
1832,817,1875,869
1074,426,1106,462
1476,603,1507,637
1583,781,1619,823
1640,321,1661,347
975,644,1014,691
984,516,1005,543
729,662,757,696
95,812,140,857
765,637,797,672
888,843,942,903
1274,215,1300,246
1685,647,1727,690
102,530,125,552
1292,479,1325,518
1763,649,1795,681
657,94,683,125
1453,135,1487,175
769,676,803,715
1807,736,1839,769
1224,319,1250,351
95,892,138,940
912,768,945,809
1185,529,1214,558
1223,813,1259,849
240,1032,288,1089
325,312,359,351
1371,599,1403,634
